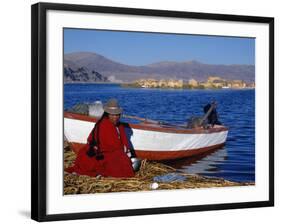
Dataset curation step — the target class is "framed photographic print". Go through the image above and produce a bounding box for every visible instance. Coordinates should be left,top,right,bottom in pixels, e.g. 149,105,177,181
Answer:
31,2,274,222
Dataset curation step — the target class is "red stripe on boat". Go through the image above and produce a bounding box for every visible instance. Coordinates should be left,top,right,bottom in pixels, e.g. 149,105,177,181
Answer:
67,142,225,161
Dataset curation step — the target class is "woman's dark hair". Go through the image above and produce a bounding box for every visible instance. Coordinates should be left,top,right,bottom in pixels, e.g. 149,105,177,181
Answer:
86,112,108,158
91,112,108,144
102,112,109,118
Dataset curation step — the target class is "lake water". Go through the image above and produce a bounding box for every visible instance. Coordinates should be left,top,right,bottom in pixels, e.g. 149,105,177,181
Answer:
64,83,255,183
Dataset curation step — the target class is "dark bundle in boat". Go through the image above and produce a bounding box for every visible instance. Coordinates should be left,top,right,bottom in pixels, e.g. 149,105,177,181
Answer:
187,102,222,129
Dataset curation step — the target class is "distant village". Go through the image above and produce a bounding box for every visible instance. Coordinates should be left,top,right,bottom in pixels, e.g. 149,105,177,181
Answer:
123,76,255,89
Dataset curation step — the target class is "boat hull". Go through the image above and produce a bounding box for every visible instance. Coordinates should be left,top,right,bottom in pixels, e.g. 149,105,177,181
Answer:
64,112,228,161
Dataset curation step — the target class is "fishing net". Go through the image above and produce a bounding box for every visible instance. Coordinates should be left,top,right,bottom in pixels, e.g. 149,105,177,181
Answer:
67,101,104,117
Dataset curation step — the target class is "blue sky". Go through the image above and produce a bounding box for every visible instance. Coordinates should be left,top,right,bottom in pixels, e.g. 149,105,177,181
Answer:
64,28,255,66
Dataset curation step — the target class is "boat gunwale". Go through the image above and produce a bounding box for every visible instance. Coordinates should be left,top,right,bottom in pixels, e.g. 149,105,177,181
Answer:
68,142,226,161
64,112,228,134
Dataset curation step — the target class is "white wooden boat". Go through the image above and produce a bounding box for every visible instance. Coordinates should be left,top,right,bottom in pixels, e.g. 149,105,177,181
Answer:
64,112,228,161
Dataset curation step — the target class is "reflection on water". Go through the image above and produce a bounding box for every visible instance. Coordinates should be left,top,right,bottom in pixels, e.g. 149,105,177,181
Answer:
164,147,228,176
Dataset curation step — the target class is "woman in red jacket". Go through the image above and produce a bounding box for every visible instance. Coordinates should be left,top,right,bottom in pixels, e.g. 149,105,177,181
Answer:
66,99,135,178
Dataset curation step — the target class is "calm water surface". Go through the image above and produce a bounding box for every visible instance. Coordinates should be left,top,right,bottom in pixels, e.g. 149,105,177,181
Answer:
64,84,255,183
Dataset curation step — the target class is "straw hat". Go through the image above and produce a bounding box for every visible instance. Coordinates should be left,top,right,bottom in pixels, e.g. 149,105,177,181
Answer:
103,98,123,115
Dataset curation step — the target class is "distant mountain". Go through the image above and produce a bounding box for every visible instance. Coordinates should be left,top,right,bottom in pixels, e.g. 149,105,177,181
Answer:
64,52,255,83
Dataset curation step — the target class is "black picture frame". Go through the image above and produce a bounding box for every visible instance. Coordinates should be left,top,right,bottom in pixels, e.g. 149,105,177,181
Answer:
31,2,274,222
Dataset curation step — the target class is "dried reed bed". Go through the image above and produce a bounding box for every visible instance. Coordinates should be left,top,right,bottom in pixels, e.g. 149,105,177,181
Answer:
63,142,253,195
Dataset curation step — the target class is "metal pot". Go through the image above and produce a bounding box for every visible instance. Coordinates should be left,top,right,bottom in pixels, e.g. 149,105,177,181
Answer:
131,157,141,172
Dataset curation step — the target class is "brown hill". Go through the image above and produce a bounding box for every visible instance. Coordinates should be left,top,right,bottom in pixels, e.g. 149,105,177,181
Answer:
64,52,255,83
